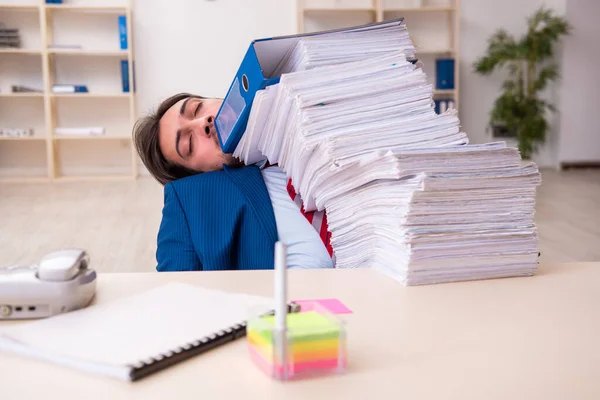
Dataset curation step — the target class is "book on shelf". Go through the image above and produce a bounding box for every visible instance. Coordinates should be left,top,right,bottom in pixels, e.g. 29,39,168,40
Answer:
0,128,34,137
0,27,20,48
48,44,83,50
224,18,541,286
435,58,455,90
434,99,455,114
118,15,128,50
11,85,43,93
52,84,89,94
120,60,135,93
55,127,105,136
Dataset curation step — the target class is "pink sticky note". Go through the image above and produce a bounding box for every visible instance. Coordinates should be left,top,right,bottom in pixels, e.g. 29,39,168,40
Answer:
293,298,353,314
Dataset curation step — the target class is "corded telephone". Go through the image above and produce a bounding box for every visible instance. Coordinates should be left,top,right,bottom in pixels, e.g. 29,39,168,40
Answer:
0,249,97,320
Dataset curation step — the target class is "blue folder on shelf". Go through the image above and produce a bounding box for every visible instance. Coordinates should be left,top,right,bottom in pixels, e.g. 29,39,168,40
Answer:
215,18,406,154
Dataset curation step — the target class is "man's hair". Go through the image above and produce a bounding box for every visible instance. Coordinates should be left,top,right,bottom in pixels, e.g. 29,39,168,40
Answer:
132,92,205,185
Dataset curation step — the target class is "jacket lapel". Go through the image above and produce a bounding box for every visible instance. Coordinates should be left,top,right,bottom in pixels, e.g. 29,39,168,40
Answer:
224,165,278,244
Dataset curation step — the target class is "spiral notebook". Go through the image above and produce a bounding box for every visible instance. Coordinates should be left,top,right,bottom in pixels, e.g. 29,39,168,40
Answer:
0,283,293,381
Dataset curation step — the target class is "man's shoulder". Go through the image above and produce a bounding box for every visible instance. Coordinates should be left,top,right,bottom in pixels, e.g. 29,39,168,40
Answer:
165,165,261,193
167,168,225,189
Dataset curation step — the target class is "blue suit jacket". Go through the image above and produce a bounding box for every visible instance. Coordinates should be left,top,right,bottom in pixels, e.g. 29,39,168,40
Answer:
156,165,279,271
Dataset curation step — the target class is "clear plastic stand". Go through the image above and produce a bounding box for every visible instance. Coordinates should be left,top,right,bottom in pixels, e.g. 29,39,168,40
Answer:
247,301,347,381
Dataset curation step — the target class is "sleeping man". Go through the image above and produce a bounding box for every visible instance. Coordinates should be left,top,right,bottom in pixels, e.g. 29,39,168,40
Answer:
133,93,334,272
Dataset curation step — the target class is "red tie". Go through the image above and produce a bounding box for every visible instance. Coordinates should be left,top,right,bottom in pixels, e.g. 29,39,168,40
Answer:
286,179,333,257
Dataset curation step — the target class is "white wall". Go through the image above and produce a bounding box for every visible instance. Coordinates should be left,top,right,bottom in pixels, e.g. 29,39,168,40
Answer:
132,0,296,117
132,0,573,171
459,0,567,167
1,0,581,176
131,0,297,175
556,0,600,166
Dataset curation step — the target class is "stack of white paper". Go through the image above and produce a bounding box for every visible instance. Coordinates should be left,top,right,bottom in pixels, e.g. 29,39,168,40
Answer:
233,21,541,285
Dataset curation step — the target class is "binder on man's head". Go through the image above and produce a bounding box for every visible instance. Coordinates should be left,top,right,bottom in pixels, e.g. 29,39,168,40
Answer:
215,18,407,154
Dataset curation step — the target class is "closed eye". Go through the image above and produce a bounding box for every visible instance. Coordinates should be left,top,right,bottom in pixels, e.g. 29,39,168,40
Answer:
193,101,203,117
189,133,193,156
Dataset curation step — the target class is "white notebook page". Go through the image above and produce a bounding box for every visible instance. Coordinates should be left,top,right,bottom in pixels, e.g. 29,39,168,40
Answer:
0,283,275,368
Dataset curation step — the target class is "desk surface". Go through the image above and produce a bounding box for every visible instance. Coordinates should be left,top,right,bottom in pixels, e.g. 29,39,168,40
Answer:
1,263,600,400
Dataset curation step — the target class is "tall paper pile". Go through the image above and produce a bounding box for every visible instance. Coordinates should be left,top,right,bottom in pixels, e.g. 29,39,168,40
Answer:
233,22,541,285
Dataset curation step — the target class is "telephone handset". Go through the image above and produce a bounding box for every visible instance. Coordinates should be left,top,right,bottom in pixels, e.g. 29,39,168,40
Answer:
0,249,97,320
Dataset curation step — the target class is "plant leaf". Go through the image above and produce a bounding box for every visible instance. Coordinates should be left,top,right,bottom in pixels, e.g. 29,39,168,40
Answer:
473,29,519,74
534,63,559,92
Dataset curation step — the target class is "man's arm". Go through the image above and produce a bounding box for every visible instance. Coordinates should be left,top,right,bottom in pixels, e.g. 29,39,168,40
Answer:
156,182,202,271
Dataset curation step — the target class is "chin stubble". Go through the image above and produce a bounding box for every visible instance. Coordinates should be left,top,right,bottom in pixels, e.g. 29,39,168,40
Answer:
213,131,244,168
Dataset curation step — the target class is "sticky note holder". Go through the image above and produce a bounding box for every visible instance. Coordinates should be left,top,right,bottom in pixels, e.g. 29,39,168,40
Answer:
246,302,347,381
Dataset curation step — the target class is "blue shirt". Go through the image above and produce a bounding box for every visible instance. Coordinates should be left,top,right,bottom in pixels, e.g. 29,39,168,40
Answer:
260,166,334,269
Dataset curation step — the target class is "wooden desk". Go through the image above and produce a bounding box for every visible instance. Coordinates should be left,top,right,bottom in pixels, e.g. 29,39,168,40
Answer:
1,263,599,399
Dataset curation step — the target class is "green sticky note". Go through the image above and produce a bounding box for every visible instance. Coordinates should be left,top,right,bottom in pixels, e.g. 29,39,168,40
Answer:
248,311,340,343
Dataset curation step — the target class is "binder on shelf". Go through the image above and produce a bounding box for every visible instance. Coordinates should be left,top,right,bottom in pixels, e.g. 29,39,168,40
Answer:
214,18,408,154
436,58,455,90
120,60,135,93
45,0,63,3
118,16,128,50
52,84,89,93
434,99,455,114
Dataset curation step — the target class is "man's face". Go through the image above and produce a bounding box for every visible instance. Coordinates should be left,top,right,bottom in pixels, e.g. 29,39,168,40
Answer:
159,97,232,172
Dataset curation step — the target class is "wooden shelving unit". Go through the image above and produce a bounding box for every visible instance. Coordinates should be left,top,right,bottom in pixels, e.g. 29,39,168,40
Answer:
45,4,127,12
0,47,42,53
297,0,460,111
0,136,46,140
0,0,137,182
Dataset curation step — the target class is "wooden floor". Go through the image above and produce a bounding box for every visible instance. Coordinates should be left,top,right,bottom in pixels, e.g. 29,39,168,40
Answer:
1,168,599,273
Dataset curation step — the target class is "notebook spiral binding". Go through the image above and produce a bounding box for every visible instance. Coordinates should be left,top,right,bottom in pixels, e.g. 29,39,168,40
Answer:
126,303,300,381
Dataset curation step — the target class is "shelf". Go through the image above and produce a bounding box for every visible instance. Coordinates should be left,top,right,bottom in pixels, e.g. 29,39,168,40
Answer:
55,175,134,182
0,176,49,184
1,0,137,181
48,49,128,56
0,136,46,141
0,92,44,97
434,89,456,96
416,49,454,54
0,93,131,98
44,5,128,13
304,7,375,12
51,93,132,99
383,7,455,12
302,6,456,13
0,5,40,11
53,135,131,140
0,48,42,54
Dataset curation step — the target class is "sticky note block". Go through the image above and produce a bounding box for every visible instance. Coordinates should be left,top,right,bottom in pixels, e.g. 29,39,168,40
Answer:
247,311,345,377
293,298,352,314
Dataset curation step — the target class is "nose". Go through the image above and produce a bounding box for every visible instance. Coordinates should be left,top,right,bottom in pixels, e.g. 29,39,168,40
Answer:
187,114,215,137
203,115,215,135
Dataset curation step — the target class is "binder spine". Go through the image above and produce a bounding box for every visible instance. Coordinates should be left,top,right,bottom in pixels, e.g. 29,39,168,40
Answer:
118,15,128,50
435,58,455,90
121,60,130,93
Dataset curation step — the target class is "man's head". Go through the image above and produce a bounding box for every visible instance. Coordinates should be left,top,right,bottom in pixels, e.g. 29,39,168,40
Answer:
133,93,241,185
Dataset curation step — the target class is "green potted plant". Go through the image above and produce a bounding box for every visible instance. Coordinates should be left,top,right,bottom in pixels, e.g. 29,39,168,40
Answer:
473,6,571,159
